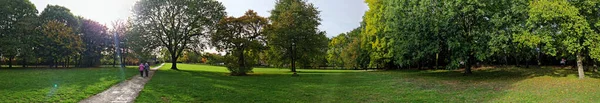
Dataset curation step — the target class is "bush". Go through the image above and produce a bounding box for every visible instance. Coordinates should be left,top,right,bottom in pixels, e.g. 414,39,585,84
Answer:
224,52,257,76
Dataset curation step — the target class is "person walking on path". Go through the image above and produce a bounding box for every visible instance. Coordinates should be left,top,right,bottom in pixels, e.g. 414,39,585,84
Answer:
138,63,144,77
80,63,164,103
144,62,150,77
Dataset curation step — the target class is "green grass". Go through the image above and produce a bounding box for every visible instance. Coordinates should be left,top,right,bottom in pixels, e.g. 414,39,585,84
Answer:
137,63,600,102
0,67,139,102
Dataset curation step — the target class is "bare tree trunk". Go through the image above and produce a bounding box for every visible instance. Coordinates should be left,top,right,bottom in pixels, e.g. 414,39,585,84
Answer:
577,52,585,79
67,57,70,68
22,57,26,68
113,55,116,67
120,48,125,67
435,53,439,69
54,59,58,68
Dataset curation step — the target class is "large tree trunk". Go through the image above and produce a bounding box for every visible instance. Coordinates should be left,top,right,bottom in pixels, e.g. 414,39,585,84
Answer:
54,59,58,68
170,53,179,70
464,54,474,75
435,53,439,69
22,57,26,68
120,48,125,67
8,56,14,68
235,48,246,76
113,53,116,67
503,53,508,66
577,52,585,79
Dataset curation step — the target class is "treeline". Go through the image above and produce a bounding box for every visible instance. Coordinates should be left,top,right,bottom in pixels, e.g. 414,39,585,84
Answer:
328,0,600,78
130,0,328,75
0,0,152,68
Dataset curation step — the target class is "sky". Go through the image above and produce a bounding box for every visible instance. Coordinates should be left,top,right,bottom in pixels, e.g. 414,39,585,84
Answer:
29,0,368,38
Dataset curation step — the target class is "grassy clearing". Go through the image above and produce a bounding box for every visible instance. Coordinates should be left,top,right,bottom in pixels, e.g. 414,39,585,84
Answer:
0,67,138,102
137,63,600,102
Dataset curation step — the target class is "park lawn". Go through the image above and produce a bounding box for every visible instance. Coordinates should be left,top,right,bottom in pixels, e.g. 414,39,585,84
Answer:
0,67,139,102
137,63,600,102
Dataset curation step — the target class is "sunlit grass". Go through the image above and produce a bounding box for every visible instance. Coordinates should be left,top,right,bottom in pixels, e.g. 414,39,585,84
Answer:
0,67,138,102
137,63,600,102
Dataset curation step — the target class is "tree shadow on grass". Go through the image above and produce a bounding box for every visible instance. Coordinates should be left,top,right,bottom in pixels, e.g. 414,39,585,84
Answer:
380,66,600,102
405,66,600,80
143,64,600,102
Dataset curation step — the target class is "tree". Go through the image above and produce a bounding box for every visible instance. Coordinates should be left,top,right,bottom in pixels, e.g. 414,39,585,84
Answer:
382,0,450,69
267,0,328,73
443,0,499,74
40,20,84,68
127,20,159,63
522,0,598,79
211,10,268,76
79,18,110,67
39,5,82,68
488,0,530,67
0,0,38,68
327,33,347,68
363,0,393,69
110,20,130,67
328,27,364,69
133,0,226,70
40,5,80,33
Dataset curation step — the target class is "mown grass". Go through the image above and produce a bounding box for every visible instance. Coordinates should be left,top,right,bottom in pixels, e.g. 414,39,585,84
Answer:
137,63,600,102
0,67,138,102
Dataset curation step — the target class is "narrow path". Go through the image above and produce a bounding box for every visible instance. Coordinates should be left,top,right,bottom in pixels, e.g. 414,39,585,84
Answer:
79,63,164,103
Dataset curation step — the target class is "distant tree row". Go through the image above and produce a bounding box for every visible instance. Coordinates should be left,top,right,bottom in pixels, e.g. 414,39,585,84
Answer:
327,0,600,79
0,0,151,68
132,0,328,75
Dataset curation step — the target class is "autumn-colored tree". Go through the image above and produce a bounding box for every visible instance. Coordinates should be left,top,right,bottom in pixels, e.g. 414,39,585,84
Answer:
40,20,84,67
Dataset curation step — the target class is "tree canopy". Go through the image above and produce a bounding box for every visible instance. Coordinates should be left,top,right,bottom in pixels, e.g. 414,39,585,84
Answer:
0,0,38,68
132,0,227,70
267,0,328,71
211,10,269,76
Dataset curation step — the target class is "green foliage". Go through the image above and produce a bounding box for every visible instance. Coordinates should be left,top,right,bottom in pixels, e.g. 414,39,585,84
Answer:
79,18,110,67
132,0,226,70
327,33,347,67
327,27,365,69
177,51,203,63
39,5,80,32
203,53,225,65
126,20,159,62
267,0,328,69
211,10,268,76
223,51,257,76
40,21,84,62
0,0,38,68
363,0,393,68
518,0,600,79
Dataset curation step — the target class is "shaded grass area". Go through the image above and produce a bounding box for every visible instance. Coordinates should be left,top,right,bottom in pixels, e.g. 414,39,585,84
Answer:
0,67,138,102
137,63,600,102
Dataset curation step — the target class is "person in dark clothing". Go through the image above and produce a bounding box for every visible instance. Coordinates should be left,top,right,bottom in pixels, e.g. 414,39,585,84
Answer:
560,58,566,67
144,62,150,77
